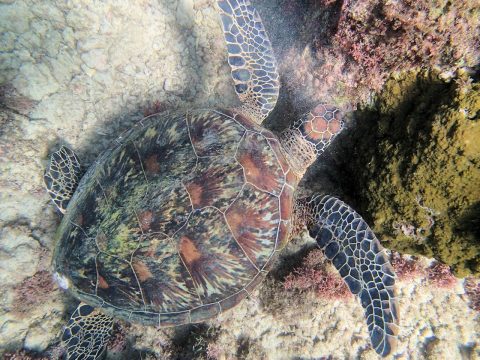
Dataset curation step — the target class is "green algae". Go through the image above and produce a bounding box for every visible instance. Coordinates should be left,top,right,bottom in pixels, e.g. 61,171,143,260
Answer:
340,70,480,276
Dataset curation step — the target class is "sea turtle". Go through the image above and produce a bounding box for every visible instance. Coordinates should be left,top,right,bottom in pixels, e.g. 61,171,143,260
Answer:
45,0,398,358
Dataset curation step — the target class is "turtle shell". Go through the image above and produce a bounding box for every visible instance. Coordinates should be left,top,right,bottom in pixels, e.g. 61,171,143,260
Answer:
53,109,299,326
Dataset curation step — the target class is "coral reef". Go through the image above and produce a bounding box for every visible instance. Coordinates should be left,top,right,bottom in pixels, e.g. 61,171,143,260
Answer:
338,70,480,276
280,0,479,106
1,0,478,358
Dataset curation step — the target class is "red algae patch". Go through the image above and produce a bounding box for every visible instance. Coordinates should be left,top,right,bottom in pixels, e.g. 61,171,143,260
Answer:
283,249,351,300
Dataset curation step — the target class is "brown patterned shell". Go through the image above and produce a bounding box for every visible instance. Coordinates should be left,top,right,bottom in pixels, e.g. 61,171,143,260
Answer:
53,109,299,326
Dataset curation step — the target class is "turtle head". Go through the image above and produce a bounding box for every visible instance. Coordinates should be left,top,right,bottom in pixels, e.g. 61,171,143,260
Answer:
279,104,344,177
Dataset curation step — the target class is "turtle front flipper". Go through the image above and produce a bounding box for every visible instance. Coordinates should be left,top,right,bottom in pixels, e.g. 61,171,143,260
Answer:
44,146,82,214
297,195,398,357
217,0,280,123
62,303,113,360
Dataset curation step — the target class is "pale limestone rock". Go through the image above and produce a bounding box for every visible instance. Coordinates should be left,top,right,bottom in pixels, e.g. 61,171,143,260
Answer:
49,49,81,84
0,2,32,33
80,63,96,77
0,227,40,287
81,49,109,72
30,3,65,26
0,31,16,52
0,316,29,348
13,62,60,101
92,71,114,88
176,0,195,28
24,328,51,352
66,8,100,32
62,27,76,49
30,93,86,127
23,299,63,352
77,36,108,52
31,19,49,38
44,29,63,57
17,31,42,50
0,53,18,83
15,48,33,63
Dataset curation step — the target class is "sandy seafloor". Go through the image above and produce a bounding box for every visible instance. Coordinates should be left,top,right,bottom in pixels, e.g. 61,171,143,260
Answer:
0,0,478,359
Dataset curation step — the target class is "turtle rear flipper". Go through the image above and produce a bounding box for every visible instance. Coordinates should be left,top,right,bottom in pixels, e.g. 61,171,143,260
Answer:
217,0,280,123
62,303,113,360
298,195,398,357
44,146,82,214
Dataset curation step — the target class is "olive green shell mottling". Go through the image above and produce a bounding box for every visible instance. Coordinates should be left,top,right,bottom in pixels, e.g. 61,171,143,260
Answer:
53,109,298,326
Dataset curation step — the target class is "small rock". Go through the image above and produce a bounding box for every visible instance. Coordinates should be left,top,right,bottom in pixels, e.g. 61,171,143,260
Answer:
44,29,63,58
0,316,28,348
81,49,109,72
62,27,75,48
93,71,114,87
80,64,95,77
24,323,56,352
77,36,107,52
163,77,183,93
17,31,42,50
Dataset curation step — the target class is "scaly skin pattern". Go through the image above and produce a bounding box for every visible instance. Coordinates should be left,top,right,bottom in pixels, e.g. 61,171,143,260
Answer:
53,109,299,326
217,0,280,123
280,104,343,177
61,303,113,360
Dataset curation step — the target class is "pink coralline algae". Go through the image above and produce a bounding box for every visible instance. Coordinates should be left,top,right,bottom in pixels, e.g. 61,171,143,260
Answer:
13,270,55,314
284,249,352,300
426,262,457,288
283,0,479,105
390,251,425,281
464,277,480,312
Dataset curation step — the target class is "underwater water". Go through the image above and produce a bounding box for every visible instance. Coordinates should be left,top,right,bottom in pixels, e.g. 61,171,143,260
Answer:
0,0,479,359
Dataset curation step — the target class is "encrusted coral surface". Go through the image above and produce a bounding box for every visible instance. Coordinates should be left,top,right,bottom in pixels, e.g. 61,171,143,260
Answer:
338,70,480,277
279,0,480,107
